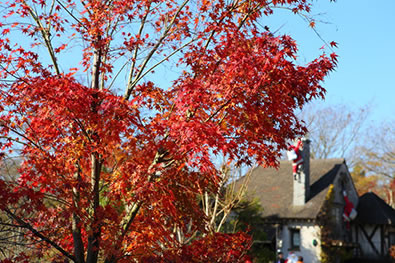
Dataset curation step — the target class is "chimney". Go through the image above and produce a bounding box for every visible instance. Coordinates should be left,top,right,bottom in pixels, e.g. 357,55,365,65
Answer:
293,138,310,206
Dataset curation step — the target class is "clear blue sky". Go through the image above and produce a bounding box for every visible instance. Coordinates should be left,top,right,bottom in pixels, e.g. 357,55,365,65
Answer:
266,0,395,122
13,0,393,122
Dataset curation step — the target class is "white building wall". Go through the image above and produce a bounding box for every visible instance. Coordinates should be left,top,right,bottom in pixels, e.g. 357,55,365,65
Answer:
279,222,322,263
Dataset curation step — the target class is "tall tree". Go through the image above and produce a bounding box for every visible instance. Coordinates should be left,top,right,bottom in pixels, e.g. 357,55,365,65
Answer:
299,103,369,166
358,120,395,178
357,120,395,206
0,0,336,262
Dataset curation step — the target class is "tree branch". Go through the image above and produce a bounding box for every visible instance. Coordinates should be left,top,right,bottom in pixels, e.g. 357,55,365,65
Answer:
124,0,190,100
126,2,151,96
3,208,76,262
22,1,61,75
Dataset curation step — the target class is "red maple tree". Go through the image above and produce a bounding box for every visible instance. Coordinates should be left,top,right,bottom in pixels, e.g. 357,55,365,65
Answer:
0,0,336,262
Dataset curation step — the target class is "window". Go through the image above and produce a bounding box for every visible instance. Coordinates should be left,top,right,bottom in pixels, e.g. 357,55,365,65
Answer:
290,228,301,250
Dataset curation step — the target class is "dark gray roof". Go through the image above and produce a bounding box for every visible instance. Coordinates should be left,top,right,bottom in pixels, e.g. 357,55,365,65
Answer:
356,192,395,225
239,158,345,220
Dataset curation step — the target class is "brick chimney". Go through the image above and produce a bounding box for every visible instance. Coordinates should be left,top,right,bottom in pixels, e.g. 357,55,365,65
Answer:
293,138,310,206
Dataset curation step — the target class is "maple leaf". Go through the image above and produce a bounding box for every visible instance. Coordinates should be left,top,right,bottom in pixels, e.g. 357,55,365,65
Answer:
309,21,316,28
330,41,338,48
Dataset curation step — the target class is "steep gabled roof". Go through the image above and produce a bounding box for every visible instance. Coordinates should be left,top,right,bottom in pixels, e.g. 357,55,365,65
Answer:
239,158,345,220
356,192,395,225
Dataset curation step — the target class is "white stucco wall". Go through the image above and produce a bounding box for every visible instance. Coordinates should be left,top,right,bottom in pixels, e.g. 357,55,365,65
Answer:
279,222,322,263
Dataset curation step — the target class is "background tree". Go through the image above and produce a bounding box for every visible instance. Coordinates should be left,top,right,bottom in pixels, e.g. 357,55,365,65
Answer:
299,102,369,167
0,0,336,262
356,120,395,206
357,120,395,178
350,164,380,196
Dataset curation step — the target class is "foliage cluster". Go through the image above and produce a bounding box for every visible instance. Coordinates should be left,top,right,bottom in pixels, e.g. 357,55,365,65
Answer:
0,0,336,262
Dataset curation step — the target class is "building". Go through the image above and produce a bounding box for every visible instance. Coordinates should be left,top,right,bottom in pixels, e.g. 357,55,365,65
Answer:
353,192,395,261
238,139,395,262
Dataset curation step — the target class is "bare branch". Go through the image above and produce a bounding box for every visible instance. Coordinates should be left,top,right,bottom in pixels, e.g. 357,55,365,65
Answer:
22,1,61,75
124,0,190,100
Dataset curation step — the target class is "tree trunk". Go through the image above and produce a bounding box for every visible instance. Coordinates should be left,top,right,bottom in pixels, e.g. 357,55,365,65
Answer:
72,169,85,263
86,154,102,263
